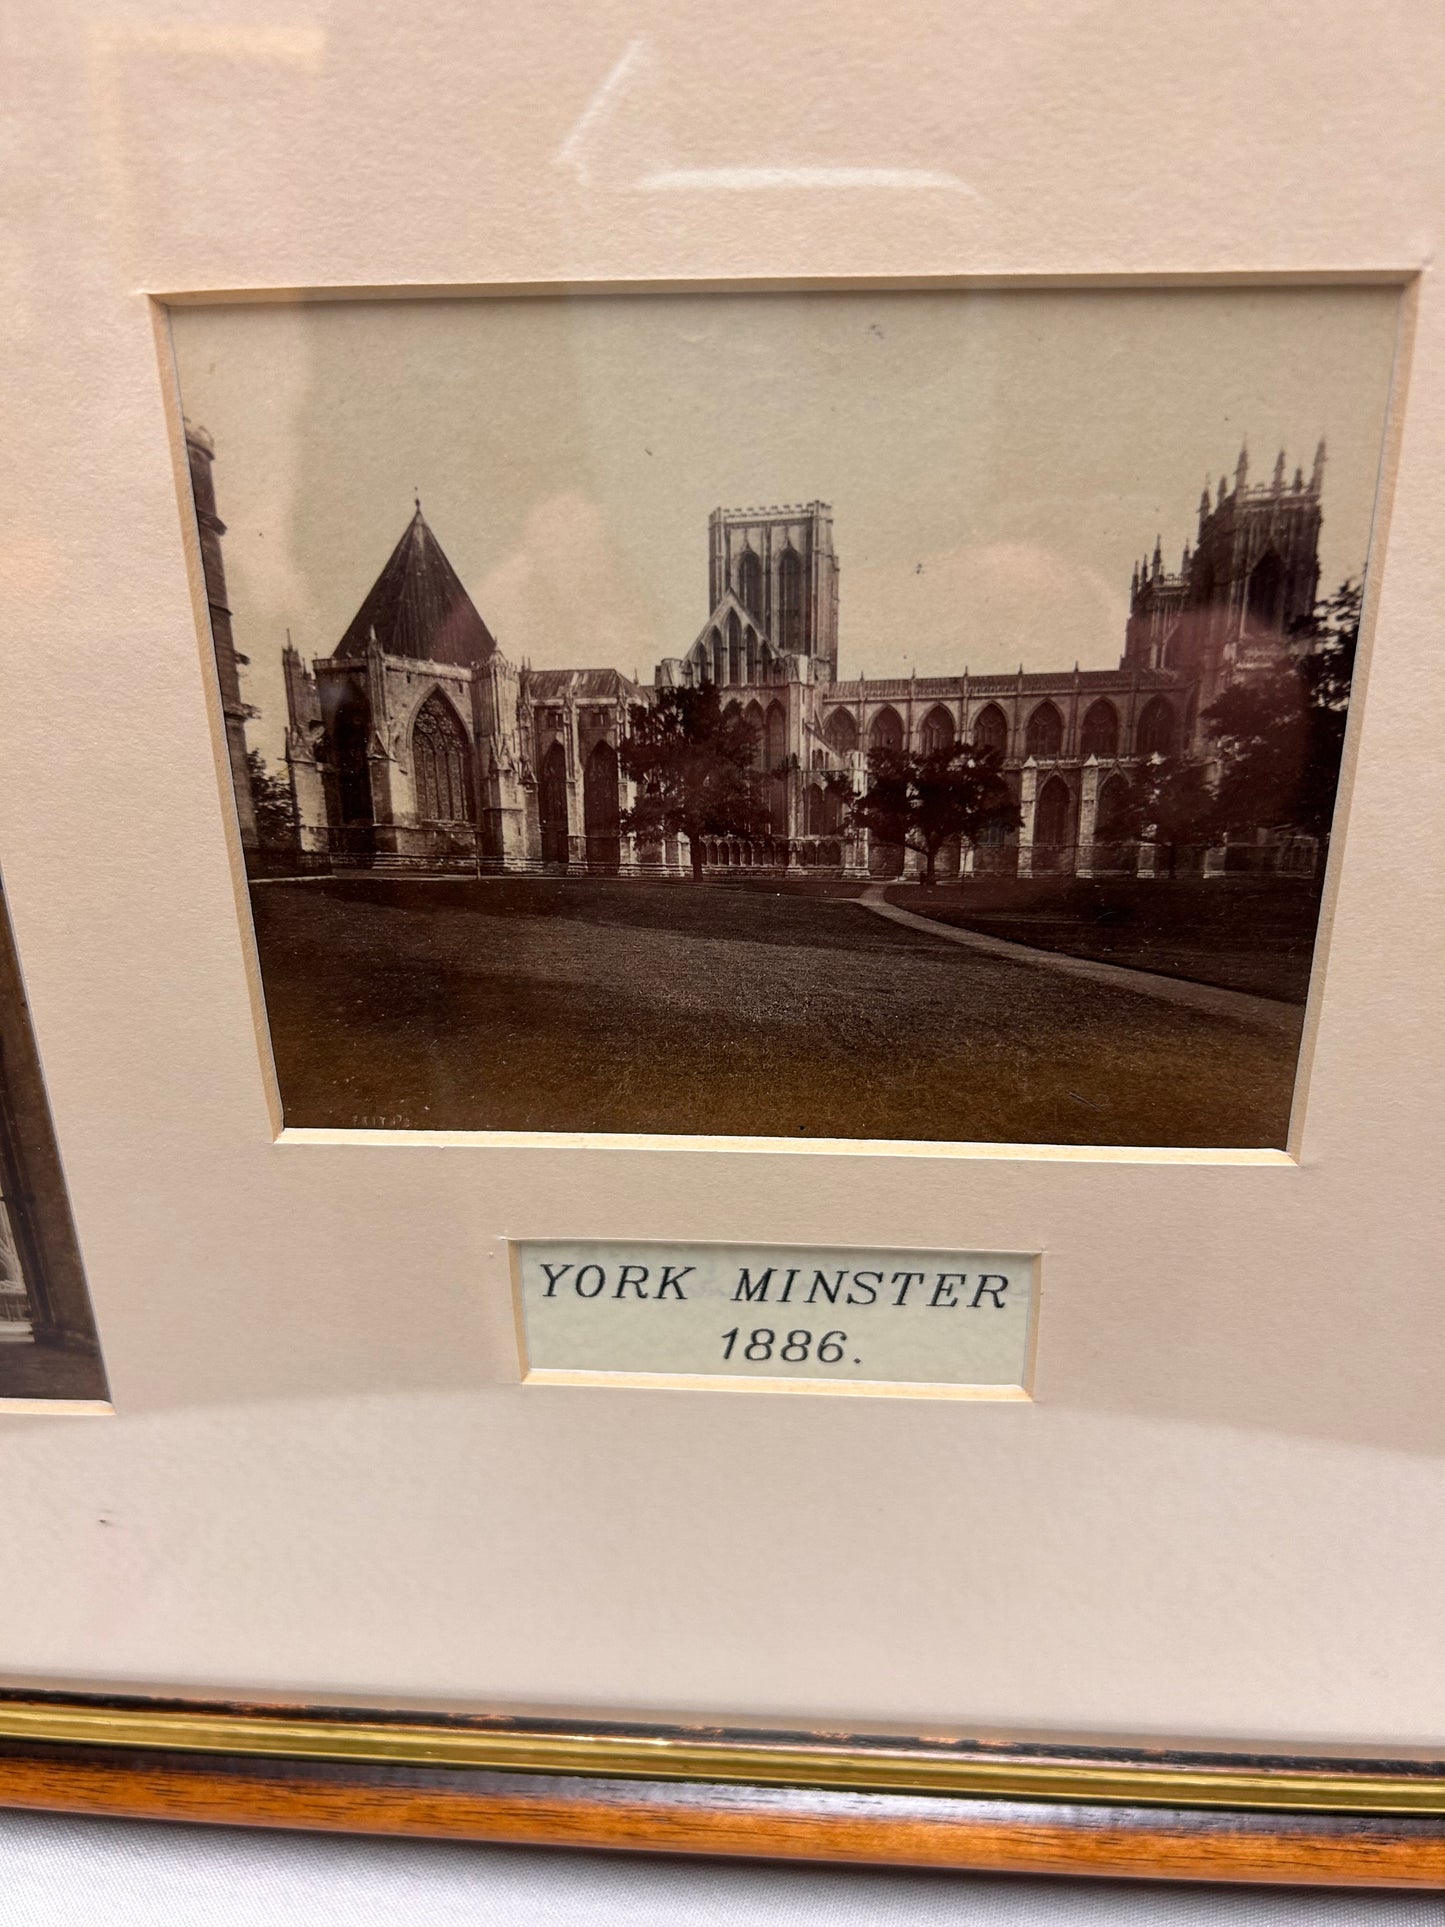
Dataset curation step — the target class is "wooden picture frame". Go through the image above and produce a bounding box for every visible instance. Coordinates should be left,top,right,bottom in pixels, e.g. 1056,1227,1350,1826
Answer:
4,2,1444,1899
1,1689,1442,1887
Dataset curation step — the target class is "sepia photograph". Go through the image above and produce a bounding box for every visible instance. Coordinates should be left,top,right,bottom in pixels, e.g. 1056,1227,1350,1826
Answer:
0,875,107,1403
168,285,1399,1148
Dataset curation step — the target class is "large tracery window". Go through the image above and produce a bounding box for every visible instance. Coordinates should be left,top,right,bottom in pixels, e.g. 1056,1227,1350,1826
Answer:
868,705,904,754
412,690,472,822
1136,696,1177,758
971,703,1008,758
920,705,955,754
1080,699,1120,760
824,707,858,755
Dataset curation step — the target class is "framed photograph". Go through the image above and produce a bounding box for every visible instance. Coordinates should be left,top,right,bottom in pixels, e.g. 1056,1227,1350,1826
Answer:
167,283,1391,1163
2,0,1443,1892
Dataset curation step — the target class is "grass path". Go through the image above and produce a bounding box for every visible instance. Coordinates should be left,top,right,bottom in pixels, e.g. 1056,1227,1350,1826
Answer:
857,887,1300,1034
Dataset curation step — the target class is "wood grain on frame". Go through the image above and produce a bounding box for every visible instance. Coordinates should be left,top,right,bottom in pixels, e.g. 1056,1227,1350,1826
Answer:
0,1695,1441,1888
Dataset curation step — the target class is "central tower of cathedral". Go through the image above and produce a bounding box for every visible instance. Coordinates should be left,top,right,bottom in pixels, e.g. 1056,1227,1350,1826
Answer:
706,502,839,679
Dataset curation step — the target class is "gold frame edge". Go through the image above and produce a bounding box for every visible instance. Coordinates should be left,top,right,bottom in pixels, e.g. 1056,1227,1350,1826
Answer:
1,1701,1442,1816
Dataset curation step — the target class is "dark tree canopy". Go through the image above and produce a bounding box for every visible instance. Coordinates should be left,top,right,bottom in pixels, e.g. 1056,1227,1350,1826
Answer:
1206,578,1360,841
618,683,766,879
247,750,299,853
841,740,1020,885
1113,753,1217,876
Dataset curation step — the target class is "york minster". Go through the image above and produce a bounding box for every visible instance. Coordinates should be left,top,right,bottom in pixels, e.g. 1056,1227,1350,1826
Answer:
168,285,1393,1148
185,424,1331,888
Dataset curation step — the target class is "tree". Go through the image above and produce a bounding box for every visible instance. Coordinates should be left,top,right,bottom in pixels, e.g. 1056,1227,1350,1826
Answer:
1291,575,1361,838
618,683,765,880
1205,578,1360,841
841,740,1020,886
247,750,298,853
1116,753,1216,877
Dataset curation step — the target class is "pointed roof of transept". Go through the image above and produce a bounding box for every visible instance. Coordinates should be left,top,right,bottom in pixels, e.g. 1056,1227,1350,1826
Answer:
332,503,497,668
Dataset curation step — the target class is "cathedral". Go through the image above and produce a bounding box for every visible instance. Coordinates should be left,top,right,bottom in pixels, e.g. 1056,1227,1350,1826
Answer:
185,425,1329,882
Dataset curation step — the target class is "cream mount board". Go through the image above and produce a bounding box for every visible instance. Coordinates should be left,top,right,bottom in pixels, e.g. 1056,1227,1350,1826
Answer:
0,0,1442,1760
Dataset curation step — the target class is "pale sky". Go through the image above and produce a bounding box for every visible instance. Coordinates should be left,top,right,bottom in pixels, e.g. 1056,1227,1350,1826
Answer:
168,287,1400,770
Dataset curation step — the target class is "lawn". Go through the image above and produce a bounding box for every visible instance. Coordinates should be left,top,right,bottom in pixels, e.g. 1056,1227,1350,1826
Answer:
249,875,1305,1147
885,875,1323,1002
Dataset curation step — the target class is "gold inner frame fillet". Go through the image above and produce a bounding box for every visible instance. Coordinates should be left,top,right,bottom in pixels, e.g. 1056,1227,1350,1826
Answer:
0,1701,1442,1815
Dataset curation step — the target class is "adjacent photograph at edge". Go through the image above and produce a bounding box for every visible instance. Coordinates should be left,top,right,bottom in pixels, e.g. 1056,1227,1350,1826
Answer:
0,872,107,1404
168,285,1401,1149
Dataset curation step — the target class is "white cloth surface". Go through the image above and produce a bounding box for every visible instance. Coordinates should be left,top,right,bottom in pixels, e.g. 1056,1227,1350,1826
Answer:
0,1809,1439,1926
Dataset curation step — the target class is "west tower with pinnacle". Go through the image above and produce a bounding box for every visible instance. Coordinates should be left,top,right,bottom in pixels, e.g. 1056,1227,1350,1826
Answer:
1124,440,1326,702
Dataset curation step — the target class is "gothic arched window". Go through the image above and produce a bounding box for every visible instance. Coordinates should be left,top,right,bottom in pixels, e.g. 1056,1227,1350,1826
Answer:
825,708,858,755
971,703,1008,758
1095,771,1132,841
1080,699,1120,760
538,740,569,865
920,705,955,755
1136,696,1176,758
727,611,743,685
709,627,725,685
412,690,472,822
1025,701,1063,760
1035,774,1071,847
778,546,805,653
583,739,621,873
868,705,904,754
737,548,763,620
